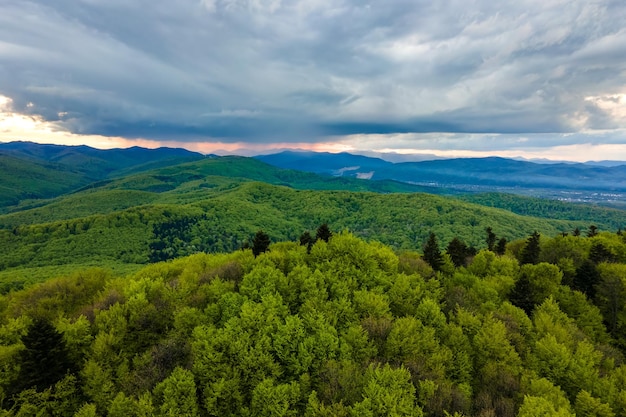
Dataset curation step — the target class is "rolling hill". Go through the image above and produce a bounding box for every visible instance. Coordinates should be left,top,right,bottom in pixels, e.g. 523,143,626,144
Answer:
0,141,205,211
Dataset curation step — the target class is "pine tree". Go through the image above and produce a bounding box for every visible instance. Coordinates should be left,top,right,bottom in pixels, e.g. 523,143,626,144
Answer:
486,227,497,252
446,237,470,268
316,223,332,243
423,232,444,271
589,242,616,264
587,225,599,238
573,260,600,299
17,318,74,392
510,272,535,315
252,230,270,257
520,231,541,265
495,237,507,256
299,231,314,253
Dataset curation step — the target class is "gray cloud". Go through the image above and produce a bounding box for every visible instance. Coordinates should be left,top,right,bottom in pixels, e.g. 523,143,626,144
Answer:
1,0,625,147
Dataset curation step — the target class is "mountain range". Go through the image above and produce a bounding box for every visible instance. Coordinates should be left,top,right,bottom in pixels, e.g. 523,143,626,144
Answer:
256,151,626,205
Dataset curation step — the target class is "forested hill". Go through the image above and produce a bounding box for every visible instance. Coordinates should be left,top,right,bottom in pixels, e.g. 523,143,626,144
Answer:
0,178,621,291
0,141,205,210
2,231,626,416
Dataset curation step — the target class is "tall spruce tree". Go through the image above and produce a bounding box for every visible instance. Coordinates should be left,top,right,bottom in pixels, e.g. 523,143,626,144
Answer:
495,237,507,256
299,231,315,253
423,232,444,271
316,223,332,243
446,237,470,268
17,318,74,392
486,227,497,252
520,231,541,265
252,230,270,257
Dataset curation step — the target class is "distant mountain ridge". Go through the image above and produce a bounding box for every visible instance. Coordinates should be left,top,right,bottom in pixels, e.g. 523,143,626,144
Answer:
0,141,205,209
256,151,626,205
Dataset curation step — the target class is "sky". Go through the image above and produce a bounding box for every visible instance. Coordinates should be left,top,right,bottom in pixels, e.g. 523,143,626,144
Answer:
1,0,626,161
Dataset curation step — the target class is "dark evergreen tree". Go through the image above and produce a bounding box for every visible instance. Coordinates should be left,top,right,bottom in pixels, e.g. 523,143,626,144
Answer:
446,237,470,268
520,231,541,265
495,237,507,256
587,225,599,237
316,223,332,243
16,318,74,392
509,272,535,315
573,260,600,299
485,227,497,252
252,230,270,257
299,231,315,253
423,232,444,271
573,227,581,237
587,224,598,237
589,242,616,264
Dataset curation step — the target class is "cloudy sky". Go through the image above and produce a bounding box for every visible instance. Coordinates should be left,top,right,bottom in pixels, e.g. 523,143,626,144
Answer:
1,0,626,161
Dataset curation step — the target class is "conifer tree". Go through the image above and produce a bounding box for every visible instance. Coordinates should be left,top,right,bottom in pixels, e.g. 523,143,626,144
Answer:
486,227,497,252
16,318,74,392
495,237,507,256
520,231,541,265
573,260,600,299
446,237,470,268
316,223,332,242
299,231,314,253
423,232,444,271
587,225,599,238
509,272,535,315
252,230,270,257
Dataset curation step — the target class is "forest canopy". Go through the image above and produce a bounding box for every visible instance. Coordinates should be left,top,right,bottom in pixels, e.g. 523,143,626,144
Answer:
1,230,626,416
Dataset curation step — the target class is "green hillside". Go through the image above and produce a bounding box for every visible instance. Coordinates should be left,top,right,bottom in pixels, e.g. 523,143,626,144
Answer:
0,180,598,290
1,232,626,416
0,142,204,212
0,154,87,207
458,193,626,230
0,156,445,227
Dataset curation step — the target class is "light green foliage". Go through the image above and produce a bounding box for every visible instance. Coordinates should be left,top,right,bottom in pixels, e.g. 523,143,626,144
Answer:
0,231,626,416
250,379,301,417
352,364,423,417
575,390,615,417
154,367,199,417
518,395,575,417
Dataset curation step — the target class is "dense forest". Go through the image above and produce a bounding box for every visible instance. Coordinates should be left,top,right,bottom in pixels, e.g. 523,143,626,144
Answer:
1,228,626,416
2,180,618,291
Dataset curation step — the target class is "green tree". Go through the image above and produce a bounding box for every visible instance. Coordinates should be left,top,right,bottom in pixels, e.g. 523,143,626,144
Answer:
16,317,74,392
351,364,423,417
496,237,507,255
299,231,315,253
574,390,615,417
573,260,600,299
446,237,470,268
423,232,444,272
155,367,199,417
520,231,541,265
587,225,599,238
589,242,616,264
316,223,332,243
252,230,271,257
486,227,497,252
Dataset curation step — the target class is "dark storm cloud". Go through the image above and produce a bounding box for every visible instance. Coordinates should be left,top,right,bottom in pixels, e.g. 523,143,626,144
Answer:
1,0,625,146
